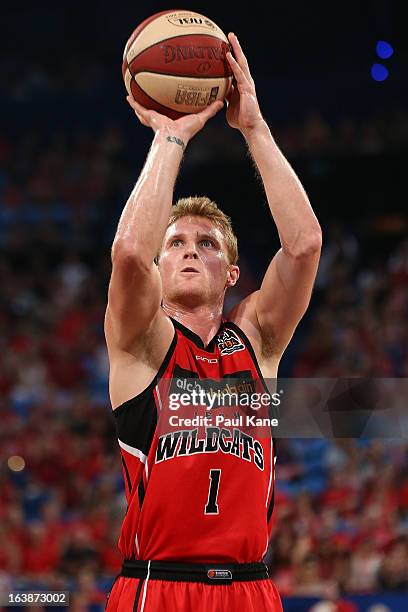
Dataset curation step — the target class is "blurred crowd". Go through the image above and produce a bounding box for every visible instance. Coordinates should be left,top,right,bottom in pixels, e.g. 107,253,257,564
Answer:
271,438,408,599
295,226,408,377
191,107,408,163
0,117,407,611
3,57,408,160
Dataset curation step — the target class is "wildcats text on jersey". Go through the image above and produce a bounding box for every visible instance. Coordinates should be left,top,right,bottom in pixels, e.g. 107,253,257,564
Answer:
156,426,265,470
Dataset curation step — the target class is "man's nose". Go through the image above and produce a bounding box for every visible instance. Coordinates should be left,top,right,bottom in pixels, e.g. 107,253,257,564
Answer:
183,246,198,259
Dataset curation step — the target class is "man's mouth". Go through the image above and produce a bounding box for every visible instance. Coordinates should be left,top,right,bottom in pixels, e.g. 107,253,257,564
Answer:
181,267,200,273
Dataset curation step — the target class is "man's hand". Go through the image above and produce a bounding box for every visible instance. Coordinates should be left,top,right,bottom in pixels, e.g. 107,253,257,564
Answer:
225,33,264,135
126,95,224,146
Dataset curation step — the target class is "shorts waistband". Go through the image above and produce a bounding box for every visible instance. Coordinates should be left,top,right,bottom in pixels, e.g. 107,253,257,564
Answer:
121,559,269,584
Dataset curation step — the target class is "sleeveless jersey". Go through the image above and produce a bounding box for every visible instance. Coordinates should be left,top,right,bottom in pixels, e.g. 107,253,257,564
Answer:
112,317,277,564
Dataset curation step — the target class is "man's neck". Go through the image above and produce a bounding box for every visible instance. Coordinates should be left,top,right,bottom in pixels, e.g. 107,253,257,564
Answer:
162,301,223,348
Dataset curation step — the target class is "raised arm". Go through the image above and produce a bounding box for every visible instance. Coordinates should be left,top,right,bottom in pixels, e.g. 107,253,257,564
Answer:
106,97,224,352
226,34,322,357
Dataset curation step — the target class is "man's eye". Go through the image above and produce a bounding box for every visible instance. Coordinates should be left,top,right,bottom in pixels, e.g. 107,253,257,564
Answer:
200,239,214,247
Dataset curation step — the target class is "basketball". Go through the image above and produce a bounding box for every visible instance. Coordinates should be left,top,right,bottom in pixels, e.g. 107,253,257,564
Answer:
122,10,233,119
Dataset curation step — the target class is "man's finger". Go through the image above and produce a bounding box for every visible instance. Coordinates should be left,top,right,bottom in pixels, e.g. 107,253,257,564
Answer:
126,97,145,123
227,33,252,82
126,95,161,128
126,95,142,116
197,100,224,123
126,95,148,117
226,52,250,89
226,84,235,106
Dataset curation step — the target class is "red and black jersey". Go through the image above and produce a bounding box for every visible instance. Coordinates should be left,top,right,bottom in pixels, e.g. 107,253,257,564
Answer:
112,317,277,564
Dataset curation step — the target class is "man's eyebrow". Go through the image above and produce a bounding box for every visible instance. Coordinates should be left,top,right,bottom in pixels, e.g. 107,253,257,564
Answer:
166,233,185,242
196,232,220,242
166,231,220,243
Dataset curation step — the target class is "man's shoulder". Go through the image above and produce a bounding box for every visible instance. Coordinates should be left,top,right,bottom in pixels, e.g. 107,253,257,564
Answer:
105,304,174,355
226,291,261,344
105,309,176,409
226,291,282,372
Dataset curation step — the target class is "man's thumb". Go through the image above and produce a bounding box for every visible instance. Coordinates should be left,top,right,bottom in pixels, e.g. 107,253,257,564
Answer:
202,100,224,120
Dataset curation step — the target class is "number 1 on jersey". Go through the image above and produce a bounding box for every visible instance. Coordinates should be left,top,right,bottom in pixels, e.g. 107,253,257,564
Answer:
205,469,221,514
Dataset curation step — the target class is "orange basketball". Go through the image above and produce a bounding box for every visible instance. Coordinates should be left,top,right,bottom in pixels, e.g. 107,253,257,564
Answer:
122,10,233,119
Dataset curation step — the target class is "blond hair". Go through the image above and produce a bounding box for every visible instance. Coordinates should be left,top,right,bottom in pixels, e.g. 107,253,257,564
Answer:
167,196,238,264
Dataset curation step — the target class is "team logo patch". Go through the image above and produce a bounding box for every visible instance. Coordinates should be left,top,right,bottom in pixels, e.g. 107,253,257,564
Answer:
207,569,232,580
216,329,245,356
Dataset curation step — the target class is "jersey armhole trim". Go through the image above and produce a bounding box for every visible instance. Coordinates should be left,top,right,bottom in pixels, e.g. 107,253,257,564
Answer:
227,321,278,464
112,327,177,418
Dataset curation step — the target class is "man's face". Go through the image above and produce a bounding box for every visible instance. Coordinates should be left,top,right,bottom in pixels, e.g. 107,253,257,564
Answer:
159,216,239,307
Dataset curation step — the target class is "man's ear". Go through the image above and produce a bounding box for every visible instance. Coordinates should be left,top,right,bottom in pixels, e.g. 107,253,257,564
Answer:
226,265,240,287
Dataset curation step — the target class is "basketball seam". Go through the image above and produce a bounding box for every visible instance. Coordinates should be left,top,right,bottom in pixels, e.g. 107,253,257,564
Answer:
124,9,183,56
127,33,231,65
133,70,233,80
130,73,188,117
125,10,220,54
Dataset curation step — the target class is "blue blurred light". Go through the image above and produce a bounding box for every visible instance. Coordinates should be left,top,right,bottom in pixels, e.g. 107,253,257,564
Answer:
376,40,394,59
371,63,389,82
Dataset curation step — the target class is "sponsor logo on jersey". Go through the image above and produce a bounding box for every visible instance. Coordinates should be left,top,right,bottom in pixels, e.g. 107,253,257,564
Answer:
168,365,255,404
195,355,218,364
207,569,232,580
216,329,245,356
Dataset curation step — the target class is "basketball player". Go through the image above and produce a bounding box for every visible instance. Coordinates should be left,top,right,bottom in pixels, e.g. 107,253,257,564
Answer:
104,33,321,611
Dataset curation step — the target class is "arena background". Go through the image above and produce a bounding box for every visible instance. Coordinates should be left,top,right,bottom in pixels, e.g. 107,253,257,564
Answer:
0,1,407,610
